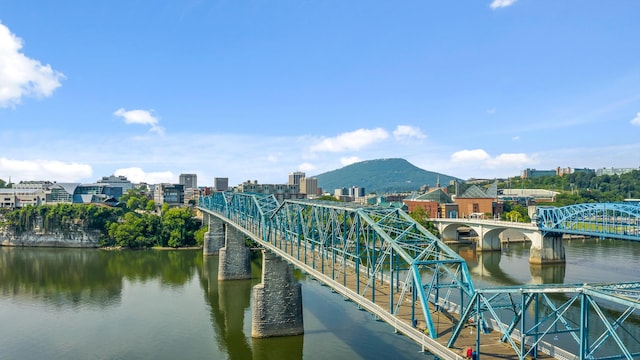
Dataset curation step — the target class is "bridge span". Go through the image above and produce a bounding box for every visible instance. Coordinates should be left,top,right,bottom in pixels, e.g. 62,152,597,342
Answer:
198,193,640,360
432,202,640,265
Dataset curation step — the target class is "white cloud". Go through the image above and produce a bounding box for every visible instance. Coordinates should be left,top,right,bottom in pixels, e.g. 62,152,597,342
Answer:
393,125,427,141
0,22,65,108
449,149,536,176
309,128,389,152
451,149,491,163
113,108,165,135
0,158,91,182
490,0,517,9
512,136,520,141
298,162,317,172
340,156,361,166
631,112,640,126
487,108,496,115
114,167,175,184
486,153,536,168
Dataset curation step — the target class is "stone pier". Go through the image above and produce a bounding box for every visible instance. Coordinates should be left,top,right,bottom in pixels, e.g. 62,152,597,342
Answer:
203,216,225,256
251,250,304,338
218,226,252,280
529,232,566,264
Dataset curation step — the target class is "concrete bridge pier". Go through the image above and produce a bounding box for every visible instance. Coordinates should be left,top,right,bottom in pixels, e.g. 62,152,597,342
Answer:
529,232,566,264
476,227,502,251
203,216,225,256
251,250,304,338
218,226,252,280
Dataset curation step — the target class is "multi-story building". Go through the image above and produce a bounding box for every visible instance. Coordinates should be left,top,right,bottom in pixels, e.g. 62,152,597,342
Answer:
349,186,365,199
403,188,453,218
0,189,45,208
213,177,229,192
299,177,318,198
13,180,54,190
179,173,197,190
154,184,185,207
97,175,134,198
237,180,303,202
288,171,305,186
596,167,640,176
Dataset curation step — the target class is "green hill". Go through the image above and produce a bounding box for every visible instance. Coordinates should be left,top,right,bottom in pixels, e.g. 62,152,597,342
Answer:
312,158,462,194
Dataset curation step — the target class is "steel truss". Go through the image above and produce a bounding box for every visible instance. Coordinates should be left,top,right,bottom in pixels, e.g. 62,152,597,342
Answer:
199,193,640,359
450,282,640,359
535,203,640,241
200,194,475,340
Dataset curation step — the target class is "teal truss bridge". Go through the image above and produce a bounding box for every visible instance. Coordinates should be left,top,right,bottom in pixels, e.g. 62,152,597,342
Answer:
198,193,640,360
535,202,640,241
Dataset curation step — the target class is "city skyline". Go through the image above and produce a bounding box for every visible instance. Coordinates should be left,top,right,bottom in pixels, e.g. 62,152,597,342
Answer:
1,1,639,186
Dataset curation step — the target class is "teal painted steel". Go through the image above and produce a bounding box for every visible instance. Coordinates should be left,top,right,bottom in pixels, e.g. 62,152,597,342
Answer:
199,194,640,359
535,203,640,241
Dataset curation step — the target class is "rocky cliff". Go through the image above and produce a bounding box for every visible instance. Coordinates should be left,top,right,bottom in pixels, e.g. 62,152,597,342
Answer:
0,223,102,248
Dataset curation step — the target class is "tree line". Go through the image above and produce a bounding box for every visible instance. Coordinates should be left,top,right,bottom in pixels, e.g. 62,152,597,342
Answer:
1,188,206,248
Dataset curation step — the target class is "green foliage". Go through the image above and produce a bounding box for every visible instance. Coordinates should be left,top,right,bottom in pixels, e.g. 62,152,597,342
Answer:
161,207,201,248
408,207,439,236
494,170,640,207
501,204,530,222
5,204,122,234
121,188,155,211
2,199,202,249
316,195,340,202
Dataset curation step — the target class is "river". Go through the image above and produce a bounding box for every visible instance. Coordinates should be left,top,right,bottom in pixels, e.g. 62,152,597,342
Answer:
0,237,638,359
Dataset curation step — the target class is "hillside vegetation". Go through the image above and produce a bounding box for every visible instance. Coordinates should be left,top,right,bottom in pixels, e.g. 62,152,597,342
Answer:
497,170,640,205
313,158,462,194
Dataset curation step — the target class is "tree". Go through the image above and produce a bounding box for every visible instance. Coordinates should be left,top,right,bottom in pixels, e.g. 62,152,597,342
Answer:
408,207,439,236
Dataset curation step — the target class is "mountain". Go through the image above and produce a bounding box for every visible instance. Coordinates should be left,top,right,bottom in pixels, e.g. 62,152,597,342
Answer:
312,158,463,194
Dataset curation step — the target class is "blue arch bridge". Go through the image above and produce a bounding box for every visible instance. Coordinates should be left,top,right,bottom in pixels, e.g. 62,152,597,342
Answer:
198,194,640,360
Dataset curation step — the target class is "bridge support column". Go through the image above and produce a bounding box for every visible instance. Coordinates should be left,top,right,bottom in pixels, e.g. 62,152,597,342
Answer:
529,232,565,264
218,227,252,280
251,250,304,338
476,230,501,251
203,216,225,256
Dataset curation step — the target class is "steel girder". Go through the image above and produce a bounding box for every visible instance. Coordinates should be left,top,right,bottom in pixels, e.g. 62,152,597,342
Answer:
449,282,640,359
198,193,640,359
199,195,475,340
266,199,475,340
535,203,640,241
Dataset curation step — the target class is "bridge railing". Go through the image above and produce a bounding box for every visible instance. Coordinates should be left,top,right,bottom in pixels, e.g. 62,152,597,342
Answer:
535,203,640,241
199,193,640,359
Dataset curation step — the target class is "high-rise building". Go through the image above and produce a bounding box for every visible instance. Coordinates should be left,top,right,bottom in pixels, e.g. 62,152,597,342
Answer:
213,177,229,192
288,171,305,186
179,173,197,189
299,177,318,197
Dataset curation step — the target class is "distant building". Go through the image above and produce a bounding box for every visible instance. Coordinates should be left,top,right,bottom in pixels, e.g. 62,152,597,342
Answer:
179,173,197,190
213,177,229,192
349,186,365,199
154,184,185,206
97,175,133,199
403,188,453,218
237,180,304,202
454,183,502,219
0,189,45,208
13,180,54,190
522,167,595,179
288,172,305,186
596,167,639,176
521,168,556,179
299,177,318,198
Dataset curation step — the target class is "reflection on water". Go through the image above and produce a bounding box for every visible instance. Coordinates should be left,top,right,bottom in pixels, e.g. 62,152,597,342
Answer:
1,236,637,359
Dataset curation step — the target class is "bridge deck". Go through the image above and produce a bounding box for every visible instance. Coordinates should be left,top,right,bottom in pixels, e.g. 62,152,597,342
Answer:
273,235,555,360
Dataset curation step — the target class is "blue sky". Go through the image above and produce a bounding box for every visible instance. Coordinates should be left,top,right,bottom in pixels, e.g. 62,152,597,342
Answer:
1,0,639,187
